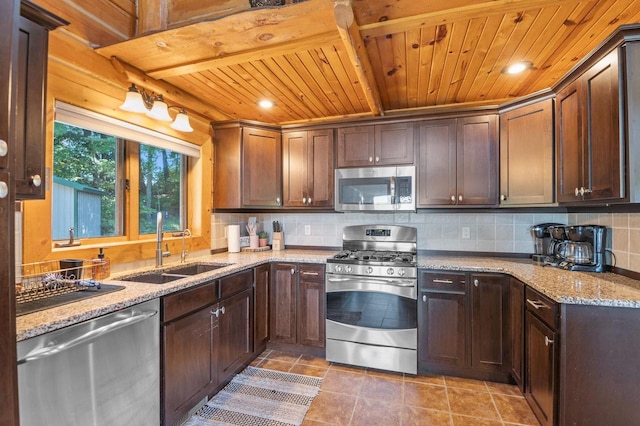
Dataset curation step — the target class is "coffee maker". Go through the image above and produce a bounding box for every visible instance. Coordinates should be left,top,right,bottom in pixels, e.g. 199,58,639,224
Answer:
543,225,608,272
531,223,564,265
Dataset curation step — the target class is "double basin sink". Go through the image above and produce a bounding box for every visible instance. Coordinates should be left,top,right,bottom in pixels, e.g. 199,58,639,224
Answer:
121,263,230,284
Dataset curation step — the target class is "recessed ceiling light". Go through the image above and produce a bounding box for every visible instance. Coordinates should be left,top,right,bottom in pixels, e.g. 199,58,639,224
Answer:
258,99,274,109
502,61,533,75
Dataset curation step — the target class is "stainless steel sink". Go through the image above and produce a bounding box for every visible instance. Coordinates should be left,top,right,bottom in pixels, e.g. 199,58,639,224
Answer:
121,263,230,284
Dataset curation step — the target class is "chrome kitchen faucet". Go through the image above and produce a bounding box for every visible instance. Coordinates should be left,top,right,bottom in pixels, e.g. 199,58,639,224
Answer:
156,212,171,268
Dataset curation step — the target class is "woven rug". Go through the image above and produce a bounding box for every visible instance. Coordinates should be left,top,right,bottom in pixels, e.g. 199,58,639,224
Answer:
184,366,322,426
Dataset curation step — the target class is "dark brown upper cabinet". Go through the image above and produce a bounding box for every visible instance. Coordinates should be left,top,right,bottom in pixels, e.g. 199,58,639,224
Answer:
336,122,414,167
499,98,555,206
555,49,622,204
14,2,67,199
282,129,334,208
417,115,498,207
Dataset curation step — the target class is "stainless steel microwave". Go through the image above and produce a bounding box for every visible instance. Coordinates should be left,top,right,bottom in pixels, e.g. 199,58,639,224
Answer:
335,166,416,212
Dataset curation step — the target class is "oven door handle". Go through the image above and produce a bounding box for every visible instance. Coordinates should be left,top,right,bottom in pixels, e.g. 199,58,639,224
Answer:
327,276,415,287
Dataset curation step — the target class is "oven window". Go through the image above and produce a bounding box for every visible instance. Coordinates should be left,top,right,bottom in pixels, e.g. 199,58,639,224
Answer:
327,291,417,329
338,178,392,205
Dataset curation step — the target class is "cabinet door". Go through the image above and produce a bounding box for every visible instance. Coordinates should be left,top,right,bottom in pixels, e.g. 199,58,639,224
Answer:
336,126,375,167
297,264,325,347
470,274,510,374
282,131,308,207
499,99,554,205
307,130,334,207
582,50,622,202
375,122,414,165
217,289,253,385
510,278,525,391
419,291,467,367
254,264,270,352
242,127,282,207
270,263,297,344
213,127,242,208
556,80,584,203
162,306,216,426
525,312,557,426
14,16,48,199
416,119,457,206
456,115,498,206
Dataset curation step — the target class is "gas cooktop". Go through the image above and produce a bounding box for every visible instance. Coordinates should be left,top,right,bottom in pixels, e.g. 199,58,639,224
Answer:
330,249,416,266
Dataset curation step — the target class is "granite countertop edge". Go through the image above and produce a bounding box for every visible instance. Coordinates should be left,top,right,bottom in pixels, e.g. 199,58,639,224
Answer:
16,250,640,341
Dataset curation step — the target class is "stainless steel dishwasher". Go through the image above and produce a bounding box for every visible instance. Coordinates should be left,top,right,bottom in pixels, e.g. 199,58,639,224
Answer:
17,299,160,426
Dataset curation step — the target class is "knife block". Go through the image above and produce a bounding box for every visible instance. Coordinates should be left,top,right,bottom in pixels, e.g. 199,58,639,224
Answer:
272,232,284,251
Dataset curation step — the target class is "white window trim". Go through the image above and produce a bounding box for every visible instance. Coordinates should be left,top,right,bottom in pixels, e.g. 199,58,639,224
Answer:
54,101,201,158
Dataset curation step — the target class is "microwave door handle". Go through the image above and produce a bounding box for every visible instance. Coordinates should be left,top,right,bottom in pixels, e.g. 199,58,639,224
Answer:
390,176,396,204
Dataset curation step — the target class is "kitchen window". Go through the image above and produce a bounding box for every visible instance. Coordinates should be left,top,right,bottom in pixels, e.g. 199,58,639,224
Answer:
52,102,199,243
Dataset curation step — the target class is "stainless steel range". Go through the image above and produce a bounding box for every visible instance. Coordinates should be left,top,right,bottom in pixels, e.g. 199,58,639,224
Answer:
326,224,417,374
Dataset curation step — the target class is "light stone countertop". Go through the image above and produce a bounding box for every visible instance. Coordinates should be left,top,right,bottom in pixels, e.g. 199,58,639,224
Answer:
16,250,640,341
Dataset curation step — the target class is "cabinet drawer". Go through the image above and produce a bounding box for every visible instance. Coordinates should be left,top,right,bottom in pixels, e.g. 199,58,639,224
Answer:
220,269,253,299
420,271,467,293
525,287,558,329
162,281,218,323
299,264,325,282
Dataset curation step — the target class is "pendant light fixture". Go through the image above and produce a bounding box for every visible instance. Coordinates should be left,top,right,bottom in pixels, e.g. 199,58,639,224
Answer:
119,84,193,132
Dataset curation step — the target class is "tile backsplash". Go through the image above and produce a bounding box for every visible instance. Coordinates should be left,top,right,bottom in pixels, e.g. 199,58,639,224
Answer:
212,211,640,274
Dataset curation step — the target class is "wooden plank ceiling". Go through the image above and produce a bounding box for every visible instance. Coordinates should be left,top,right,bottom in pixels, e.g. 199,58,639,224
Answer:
96,0,640,125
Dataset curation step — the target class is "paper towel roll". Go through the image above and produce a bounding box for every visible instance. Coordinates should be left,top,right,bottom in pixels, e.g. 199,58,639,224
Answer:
227,225,240,253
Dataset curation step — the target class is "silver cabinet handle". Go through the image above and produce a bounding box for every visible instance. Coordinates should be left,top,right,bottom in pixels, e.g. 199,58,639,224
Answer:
211,306,226,317
545,336,554,346
0,181,7,199
450,195,455,202
18,310,158,365
31,175,42,187
500,194,507,201
368,156,373,163
432,279,453,284
276,197,281,205
526,299,549,310
221,306,225,315
473,279,479,287
301,271,319,276
422,295,427,302
307,197,312,204
0,139,7,157
291,268,295,275
375,156,380,163
575,187,580,197
458,194,463,202
302,197,307,204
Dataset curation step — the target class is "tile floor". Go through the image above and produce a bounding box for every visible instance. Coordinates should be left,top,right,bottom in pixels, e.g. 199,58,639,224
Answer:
250,349,540,426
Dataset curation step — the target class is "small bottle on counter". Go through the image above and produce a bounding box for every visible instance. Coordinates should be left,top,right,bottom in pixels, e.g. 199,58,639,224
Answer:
91,248,110,280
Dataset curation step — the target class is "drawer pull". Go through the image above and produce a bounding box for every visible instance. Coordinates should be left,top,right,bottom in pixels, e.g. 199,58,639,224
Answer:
545,336,554,346
302,271,319,276
473,279,479,287
432,279,453,284
527,299,549,310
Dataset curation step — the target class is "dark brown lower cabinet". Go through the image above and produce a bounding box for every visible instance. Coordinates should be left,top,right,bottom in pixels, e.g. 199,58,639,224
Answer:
254,264,270,352
216,288,253,386
162,281,219,426
525,311,557,426
419,270,510,382
270,263,325,352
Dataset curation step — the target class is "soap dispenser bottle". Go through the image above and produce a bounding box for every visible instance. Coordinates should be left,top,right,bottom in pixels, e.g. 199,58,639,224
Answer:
92,248,110,280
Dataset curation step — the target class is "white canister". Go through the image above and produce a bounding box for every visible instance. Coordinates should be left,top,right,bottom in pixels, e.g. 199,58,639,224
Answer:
249,235,259,249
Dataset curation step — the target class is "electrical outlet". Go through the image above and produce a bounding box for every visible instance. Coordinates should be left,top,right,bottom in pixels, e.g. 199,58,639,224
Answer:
461,226,471,239
304,224,311,235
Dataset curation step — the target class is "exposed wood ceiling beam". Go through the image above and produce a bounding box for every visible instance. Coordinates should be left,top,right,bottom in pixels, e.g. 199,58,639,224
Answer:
138,0,169,36
334,0,384,116
110,56,232,121
359,0,582,38
147,31,340,79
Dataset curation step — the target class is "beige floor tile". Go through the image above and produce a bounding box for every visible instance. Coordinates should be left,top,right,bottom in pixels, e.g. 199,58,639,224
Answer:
289,363,329,378
485,381,524,397
406,373,446,386
445,376,489,391
305,391,357,425
321,369,365,395
365,368,405,380
492,394,540,425
447,388,500,420
404,381,450,412
358,375,404,404
452,414,503,425
329,362,368,373
349,397,402,426
402,406,453,425
266,350,300,363
258,358,294,372
297,354,332,367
